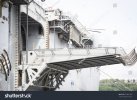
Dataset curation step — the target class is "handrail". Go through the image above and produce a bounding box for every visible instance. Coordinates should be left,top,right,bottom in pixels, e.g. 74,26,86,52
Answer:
23,48,116,58
122,49,137,66
33,0,46,13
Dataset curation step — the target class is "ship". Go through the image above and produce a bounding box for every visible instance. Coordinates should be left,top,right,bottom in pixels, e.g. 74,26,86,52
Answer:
0,0,137,91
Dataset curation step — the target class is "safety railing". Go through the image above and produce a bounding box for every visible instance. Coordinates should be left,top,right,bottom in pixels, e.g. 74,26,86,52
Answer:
20,47,128,66
61,13,91,35
31,47,123,56
49,20,70,33
122,49,137,66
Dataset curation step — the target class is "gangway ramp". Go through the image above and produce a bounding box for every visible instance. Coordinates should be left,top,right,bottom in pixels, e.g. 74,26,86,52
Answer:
27,47,137,68
20,47,137,91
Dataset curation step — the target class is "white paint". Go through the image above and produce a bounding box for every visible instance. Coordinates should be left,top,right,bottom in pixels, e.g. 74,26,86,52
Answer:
0,7,9,52
49,30,68,48
27,24,45,50
0,5,9,91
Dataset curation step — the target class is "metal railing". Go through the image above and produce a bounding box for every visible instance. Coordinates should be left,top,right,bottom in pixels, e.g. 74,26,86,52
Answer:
61,13,91,35
122,48,137,66
49,22,69,33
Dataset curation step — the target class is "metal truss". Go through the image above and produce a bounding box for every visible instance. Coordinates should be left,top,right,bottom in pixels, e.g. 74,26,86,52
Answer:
33,67,68,90
20,61,68,91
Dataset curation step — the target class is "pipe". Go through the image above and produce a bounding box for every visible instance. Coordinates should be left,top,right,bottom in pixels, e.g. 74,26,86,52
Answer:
26,4,28,64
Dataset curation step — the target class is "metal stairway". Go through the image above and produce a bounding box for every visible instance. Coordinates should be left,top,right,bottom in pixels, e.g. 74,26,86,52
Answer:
61,13,91,36
19,47,137,91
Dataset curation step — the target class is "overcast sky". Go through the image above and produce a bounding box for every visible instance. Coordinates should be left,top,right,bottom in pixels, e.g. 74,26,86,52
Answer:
37,0,137,80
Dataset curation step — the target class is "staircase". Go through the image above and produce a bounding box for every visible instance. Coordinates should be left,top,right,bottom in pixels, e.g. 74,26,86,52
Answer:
19,47,137,91
61,13,91,36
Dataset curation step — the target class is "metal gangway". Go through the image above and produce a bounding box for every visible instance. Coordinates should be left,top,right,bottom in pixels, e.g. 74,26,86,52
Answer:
19,47,137,91
0,50,11,81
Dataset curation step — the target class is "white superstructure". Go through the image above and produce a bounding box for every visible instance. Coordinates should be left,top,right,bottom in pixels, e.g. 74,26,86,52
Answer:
0,0,136,91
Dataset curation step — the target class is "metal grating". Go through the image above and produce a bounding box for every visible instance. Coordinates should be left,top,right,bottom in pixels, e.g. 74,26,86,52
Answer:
47,54,122,70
